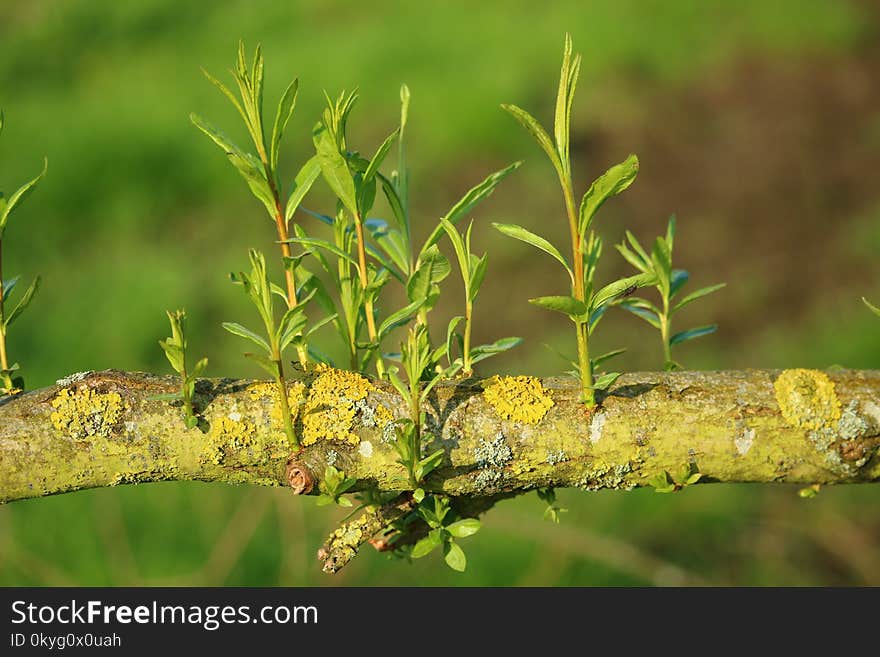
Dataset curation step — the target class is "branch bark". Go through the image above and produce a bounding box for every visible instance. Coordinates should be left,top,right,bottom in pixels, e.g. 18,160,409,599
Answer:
1,367,879,508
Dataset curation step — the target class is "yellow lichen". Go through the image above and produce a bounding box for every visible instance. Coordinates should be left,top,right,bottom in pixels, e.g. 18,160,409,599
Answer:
774,369,841,431
208,416,257,464
248,381,306,431
375,403,394,428
482,375,554,424
50,388,126,439
302,364,373,446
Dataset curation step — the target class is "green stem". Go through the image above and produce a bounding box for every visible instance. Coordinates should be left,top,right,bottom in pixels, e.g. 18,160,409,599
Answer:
264,162,308,369
0,239,13,393
353,212,385,378
274,360,299,450
660,297,673,370
409,384,421,488
560,177,594,404
463,300,473,376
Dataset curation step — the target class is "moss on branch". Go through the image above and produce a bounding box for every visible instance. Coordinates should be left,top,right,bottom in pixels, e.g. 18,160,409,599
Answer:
1,367,879,507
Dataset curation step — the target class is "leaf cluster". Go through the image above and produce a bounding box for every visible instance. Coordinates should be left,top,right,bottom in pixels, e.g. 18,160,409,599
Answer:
409,496,481,572
158,310,207,429
617,216,725,370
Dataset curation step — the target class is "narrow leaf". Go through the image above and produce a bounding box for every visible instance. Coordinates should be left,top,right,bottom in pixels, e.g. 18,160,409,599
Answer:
669,325,717,346
578,154,639,236
672,283,726,314
222,322,271,353
270,78,299,170
420,162,521,256
529,295,586,320
492,222,572,283
284,155,321,224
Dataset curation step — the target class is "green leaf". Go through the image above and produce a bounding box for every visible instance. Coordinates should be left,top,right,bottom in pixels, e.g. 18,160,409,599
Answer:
615,241,650,274
366,220,410,278
446,518,481,539
529,295,586,320
669,269,690,298
443,540,467,572
592,371,621,391
0,157,47,235
420,162,521,256
378,299,424,338
492,222,573,283
651,237,672,296
364,128,400,184
649,472,676,493
190,114,276,217
468,253,489,302
407,245,450,305
554,34,581,170
672,283,726,314
470,337,522,364
864,297,880,318
192,358,208,378
158,340,185,374
591,273,655,311
243,352,279,377
270,78,299,171
222,322,271,353
313,123,357,216
592,348,626,368
377,173,410,246
411,529,442,559
619,300,662,330
501,104,562,176
439,218,469,279
412,487,425,503
578,154,639,236
284,156,321,225
2,276,20,299
669,325,717,346
416,449,445,480
284,236,360,271
4,276,40,328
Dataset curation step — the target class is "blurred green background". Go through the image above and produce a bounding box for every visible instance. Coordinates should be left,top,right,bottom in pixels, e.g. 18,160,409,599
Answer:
2,0,880,586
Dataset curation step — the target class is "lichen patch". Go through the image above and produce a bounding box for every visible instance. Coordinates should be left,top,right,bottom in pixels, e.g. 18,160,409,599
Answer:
50,388,127,439
248,381,306,436
735,427,755,455
302,365,373,446
482,375,554,424
774,369,841,431
589,412,607,444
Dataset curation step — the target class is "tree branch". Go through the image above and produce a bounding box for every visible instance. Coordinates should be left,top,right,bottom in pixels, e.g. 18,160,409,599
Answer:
2,367,879,510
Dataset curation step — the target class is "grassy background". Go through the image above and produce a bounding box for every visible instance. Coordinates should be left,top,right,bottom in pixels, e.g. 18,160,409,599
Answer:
1,0,879,585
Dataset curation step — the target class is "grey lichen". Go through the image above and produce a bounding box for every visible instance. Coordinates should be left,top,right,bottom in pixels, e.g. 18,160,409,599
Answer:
326,449,339,467
474,432,513,468
837,401,869,441
546,449,569,465
472,432,514,492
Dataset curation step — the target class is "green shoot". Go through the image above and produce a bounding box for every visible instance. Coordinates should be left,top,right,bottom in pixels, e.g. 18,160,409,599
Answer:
649,462,702,493
864,297,880,317
0,110,47,396
386,324,458,494
289,86,519,378
192,41,321,367
308,89,398,377
316,465,357,507
223,249,311,449
616,216,725,370
536,487,567,523
496,35,652,405
439,218,521,375
409,495,481,572
158,310,207,429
